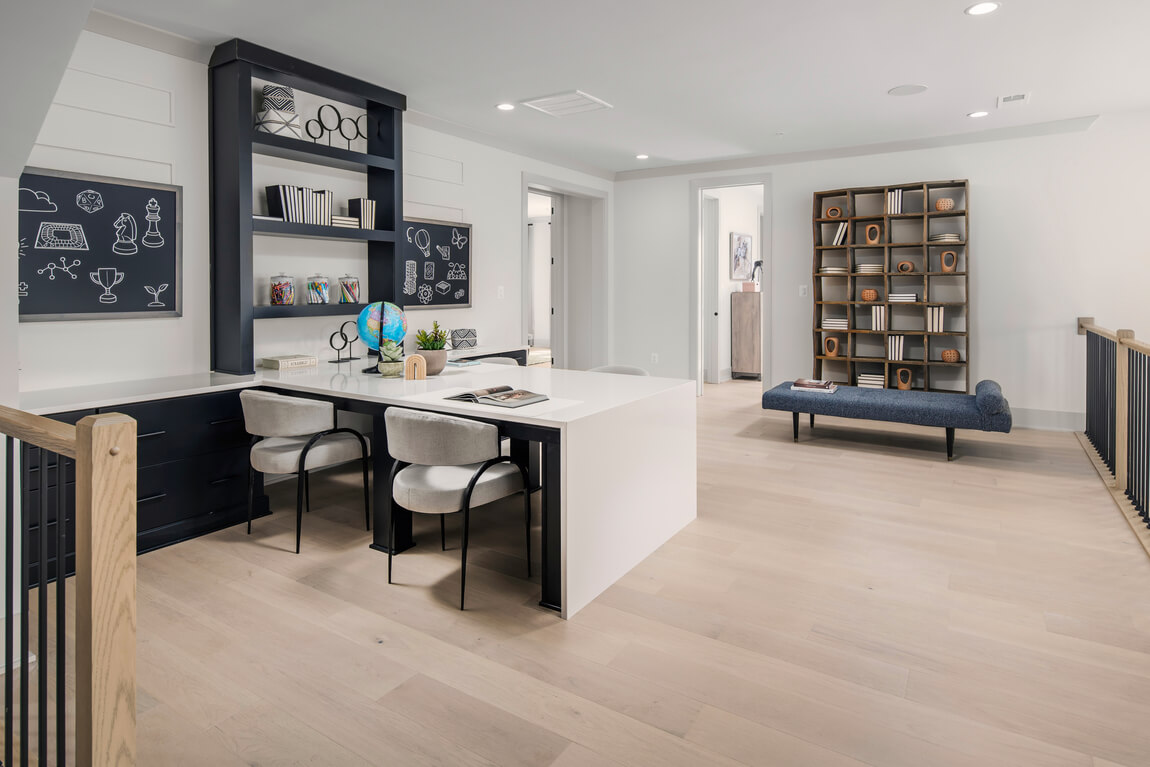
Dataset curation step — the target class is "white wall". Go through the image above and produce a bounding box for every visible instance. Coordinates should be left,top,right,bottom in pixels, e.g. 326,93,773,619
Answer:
19,31,211,391
14,31,614,390
705,185,761,380
614,110,1150,428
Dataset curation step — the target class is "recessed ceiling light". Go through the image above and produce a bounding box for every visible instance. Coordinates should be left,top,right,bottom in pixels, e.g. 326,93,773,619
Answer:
967,111,990,118
965,2,1000,15
496,103,515,111
635,154,649,160
887,84,928,97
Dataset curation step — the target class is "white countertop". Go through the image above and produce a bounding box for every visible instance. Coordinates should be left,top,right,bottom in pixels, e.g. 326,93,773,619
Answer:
20,363,692,428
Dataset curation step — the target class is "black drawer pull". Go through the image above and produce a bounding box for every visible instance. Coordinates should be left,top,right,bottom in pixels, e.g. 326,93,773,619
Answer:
209,417,243,426
210,475,240,485
138,492,167,505
139,430,167,440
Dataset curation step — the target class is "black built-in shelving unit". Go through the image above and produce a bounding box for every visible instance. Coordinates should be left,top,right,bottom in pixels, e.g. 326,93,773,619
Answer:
209,39,406,374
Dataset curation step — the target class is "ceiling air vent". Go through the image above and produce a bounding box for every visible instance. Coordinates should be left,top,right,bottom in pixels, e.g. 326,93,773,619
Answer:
997,92,1031,108
521,90,613,117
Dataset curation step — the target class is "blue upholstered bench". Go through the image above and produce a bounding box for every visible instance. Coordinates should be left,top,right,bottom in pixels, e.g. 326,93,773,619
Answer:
761,379,1012,459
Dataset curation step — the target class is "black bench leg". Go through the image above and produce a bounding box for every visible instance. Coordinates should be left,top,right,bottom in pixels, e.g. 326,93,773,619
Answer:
809,413,815,429
792,412,799,442
945,427,955,461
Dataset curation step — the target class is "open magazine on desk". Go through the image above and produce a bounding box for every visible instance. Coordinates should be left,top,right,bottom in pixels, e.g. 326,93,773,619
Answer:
444,385,549,408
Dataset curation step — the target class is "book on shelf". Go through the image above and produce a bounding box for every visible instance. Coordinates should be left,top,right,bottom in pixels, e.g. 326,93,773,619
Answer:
871,304,886,331
253,214,283,222
260,354,318,369
265,185,337,225
888,293,918,302
791,378,838,394
830,221,848,246
887,334,904,361
445,385,548,408
927,306,946,332
349,198,377,229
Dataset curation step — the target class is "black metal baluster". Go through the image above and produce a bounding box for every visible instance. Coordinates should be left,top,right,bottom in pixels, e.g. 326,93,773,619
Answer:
39,451,50,765
21,449,30,767
57,455,68,765
5,436,14,767
1087,333,1095,449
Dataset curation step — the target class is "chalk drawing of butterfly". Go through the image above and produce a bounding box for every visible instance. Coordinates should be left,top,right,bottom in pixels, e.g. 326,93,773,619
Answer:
452,228,468,250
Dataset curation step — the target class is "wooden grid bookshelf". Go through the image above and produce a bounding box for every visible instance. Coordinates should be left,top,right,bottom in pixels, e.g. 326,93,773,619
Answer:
812,180,970,393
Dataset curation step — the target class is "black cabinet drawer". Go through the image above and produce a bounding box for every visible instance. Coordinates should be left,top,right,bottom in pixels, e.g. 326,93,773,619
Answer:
137,447,250,532
113,391,249,466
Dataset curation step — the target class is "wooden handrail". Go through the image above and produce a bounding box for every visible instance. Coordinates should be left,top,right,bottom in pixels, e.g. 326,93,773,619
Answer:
1077,316,1118,341
74,412,138,767
1122,336,1150,356
0,403,77,458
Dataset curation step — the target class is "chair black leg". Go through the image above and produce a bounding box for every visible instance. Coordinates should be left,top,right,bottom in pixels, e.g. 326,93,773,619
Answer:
809,413,815,429
246,464,256,534
295,471,306,554
792,412,800,441
460,505,471,610
361,454,371,531
387,503,395,584
304,469,311,513
524,489,532,578
946,427,955,461
440,515,446,551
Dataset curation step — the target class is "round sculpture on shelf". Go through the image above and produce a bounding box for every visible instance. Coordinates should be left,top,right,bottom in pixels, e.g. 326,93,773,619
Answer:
941,349,961,363
896,261,915,273
356,301,408,351
940,251,958,273
935,198,955,212
865,224,882,245
824,337,840,357
896,368,912,390
826,206,842,219
861,288,878,302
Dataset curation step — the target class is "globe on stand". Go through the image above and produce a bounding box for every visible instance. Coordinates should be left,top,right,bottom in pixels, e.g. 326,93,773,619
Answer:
355,302,407,373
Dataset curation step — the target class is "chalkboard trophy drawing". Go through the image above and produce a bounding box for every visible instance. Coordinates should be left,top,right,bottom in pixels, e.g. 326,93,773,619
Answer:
145,284,169,307
90,267,124,304
113,212,138,255
142,198,164,248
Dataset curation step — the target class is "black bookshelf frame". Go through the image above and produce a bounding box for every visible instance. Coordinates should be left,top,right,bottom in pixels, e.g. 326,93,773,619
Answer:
209,39,406,374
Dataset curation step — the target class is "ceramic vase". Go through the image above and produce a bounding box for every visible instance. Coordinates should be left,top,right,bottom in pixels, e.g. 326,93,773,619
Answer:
896,368,912,390
419,349,448,376
940,251,958,273
824,337,840,357
865,224,881,245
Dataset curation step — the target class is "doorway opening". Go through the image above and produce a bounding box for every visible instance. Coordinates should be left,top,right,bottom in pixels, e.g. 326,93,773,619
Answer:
691,176,772,395
526,190,558,367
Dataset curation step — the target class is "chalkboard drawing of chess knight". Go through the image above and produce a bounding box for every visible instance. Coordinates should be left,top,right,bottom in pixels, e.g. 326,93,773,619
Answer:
142,198,164,248
113,212,138,255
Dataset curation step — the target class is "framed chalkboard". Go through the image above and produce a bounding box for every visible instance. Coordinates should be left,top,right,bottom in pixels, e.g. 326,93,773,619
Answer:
18,167,182,321
400,217,471,309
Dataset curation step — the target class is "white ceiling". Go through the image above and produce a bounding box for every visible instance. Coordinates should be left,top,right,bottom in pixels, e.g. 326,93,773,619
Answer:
92,0,1150,175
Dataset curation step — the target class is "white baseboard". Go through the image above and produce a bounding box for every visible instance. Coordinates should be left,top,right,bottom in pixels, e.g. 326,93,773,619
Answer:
1011,407,1085,431
719,368,732,383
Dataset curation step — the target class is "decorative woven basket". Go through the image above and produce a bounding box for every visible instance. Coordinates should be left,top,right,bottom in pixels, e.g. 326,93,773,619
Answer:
935,198,955,212
941,349,960,363
861,288,878,302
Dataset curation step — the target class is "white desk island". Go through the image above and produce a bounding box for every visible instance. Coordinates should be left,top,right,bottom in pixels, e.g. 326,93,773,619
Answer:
22,363,697,619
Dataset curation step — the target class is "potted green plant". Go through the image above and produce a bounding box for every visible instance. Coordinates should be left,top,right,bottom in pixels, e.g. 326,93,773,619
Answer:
414,321,449,376
377,339,404,377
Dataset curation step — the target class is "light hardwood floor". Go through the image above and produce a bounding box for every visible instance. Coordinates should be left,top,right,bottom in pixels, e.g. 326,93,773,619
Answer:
120,380,1150,765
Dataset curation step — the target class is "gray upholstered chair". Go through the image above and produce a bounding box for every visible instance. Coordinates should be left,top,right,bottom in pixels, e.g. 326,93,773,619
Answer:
384,407,531,609
481,356,521,366
239,390,370,553
589,364,649,376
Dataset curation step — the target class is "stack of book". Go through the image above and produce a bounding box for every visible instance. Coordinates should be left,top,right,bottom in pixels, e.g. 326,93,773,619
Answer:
348,198,377,229
927,306,946,332
871,305,887,331
822,318,849,330
888,293,918,303
819,266,848,275
260,354,318,369
331,215,360,229
886,189,903,214
887,334,905,361
266,186,334,226
829,221,849,246
791,378,838,394
855,263,883,275
928,233,962,244
857,373,885,389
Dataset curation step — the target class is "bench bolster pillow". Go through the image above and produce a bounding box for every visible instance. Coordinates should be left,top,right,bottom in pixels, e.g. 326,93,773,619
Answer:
975,380,1007,416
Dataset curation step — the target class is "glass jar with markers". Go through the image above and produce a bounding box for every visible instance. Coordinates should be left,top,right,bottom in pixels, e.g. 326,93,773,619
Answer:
270,273,295,305
338,274,360,304
307,273,330,305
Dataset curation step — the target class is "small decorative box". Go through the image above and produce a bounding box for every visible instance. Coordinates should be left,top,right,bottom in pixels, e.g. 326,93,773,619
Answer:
451,328,477,349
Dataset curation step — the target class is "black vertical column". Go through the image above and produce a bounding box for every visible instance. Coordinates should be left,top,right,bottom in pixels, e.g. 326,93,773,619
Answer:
539,440,562,612
209,58,256,375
